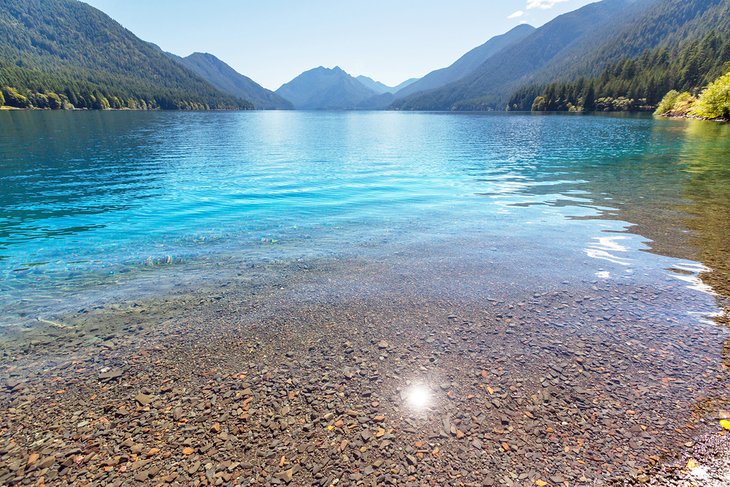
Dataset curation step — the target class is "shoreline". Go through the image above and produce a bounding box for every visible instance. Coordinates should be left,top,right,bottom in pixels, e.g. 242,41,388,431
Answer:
2,241,729,486
658,113,730,123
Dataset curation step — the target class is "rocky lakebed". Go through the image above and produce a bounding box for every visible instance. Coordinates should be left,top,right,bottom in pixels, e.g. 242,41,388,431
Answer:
1,247,730,486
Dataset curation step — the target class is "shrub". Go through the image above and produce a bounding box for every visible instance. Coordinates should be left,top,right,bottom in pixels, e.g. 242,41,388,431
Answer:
672,92,696,116
531,96,547,111
654,90,679,115
692,70,730,119
3,86,30,108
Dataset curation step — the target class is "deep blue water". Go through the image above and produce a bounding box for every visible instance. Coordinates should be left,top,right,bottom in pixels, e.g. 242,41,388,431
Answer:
1,111,729,326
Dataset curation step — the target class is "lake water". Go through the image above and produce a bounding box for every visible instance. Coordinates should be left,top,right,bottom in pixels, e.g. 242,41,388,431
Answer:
1,111,729,327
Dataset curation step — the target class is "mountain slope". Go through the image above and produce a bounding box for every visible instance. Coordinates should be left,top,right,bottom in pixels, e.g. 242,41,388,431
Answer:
171,52,292,110
276,67,378,110
0,0,251,110
394,24,535,99
521,0,729,92
509,0,730,111
392,78,419,92
356,76,392,94
393,0,653,111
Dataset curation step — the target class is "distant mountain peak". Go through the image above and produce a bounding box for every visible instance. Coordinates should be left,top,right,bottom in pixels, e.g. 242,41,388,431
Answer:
276,65,379,110
355,75,419,95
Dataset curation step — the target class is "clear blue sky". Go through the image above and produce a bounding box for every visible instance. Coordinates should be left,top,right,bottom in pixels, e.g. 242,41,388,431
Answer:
82,0,597,90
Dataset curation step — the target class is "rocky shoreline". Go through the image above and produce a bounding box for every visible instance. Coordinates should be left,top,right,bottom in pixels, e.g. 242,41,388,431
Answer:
2,250,729,486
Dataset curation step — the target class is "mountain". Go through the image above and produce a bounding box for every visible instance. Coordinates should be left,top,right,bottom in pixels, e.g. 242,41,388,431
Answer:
355,75,419,95
393,0,654,111
356,76,393,94
276,66,379,110
392,78,419,92
0,0,251,110
170,52,292,110
509,0,730,112
394,24,536,99
358,25,535,110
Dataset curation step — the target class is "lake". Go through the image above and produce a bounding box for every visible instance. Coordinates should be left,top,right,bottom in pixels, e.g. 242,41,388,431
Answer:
1,111,729,483
2,111,728,324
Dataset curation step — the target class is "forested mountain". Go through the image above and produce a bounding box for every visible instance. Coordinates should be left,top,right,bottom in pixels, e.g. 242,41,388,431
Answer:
392,0,653,111
276,67,379,110
508,0,730,112
170,52,292,110
0,0,252,110
394,24,535,99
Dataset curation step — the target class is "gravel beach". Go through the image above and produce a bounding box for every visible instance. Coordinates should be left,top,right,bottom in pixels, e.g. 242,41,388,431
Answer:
2,237,729,486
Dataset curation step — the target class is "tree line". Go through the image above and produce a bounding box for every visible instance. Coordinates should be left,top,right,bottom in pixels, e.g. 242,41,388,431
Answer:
508,32,730,113
0,0,253,110
655,69,730,120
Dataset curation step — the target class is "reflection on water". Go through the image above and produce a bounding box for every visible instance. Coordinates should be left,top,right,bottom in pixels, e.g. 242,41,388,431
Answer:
404,384,432,412
677,121,730,323
585,235,632,266
0,111,728,328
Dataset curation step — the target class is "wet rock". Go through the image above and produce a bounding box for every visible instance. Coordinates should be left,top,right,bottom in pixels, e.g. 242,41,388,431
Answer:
99,368,125,381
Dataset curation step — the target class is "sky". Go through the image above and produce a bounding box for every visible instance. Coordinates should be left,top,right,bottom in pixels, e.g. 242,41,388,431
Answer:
82,0,597,91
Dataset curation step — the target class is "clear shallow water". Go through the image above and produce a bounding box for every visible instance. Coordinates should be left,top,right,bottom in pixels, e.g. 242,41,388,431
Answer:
1,111,729,326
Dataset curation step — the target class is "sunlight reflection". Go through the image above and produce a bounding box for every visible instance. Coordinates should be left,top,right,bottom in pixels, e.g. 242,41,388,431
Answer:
670,263,716,295
585,235,632,266
404,384,431,411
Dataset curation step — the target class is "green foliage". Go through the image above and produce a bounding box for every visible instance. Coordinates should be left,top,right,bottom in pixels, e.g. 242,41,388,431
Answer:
595,96,637,112
398,0,730,111
692,70,730,119
655,90,680,115
3,86,30,108
673,92,698,116
0,0,253,110
0,88,4,107
653,91,697,116
510,28,730,113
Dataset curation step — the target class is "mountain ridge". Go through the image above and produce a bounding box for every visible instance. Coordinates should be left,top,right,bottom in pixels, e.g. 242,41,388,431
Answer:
394,23,536,100
0,0,252,110
392,0,653,111
170,52,292,110
355,75,418,95
276,66,379,110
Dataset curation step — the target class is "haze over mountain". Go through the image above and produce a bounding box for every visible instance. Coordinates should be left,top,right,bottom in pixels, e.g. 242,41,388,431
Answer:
393,0,655,110
275,66,379,110
170,52,292,110
355,76,418,95
0,0,252,110
395,24,536,99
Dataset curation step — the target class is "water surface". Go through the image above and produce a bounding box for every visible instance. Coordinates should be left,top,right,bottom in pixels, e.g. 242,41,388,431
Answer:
0,111,729,326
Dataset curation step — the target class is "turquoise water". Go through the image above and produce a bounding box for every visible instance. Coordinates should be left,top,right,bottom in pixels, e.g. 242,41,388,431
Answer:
1,111,729,325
